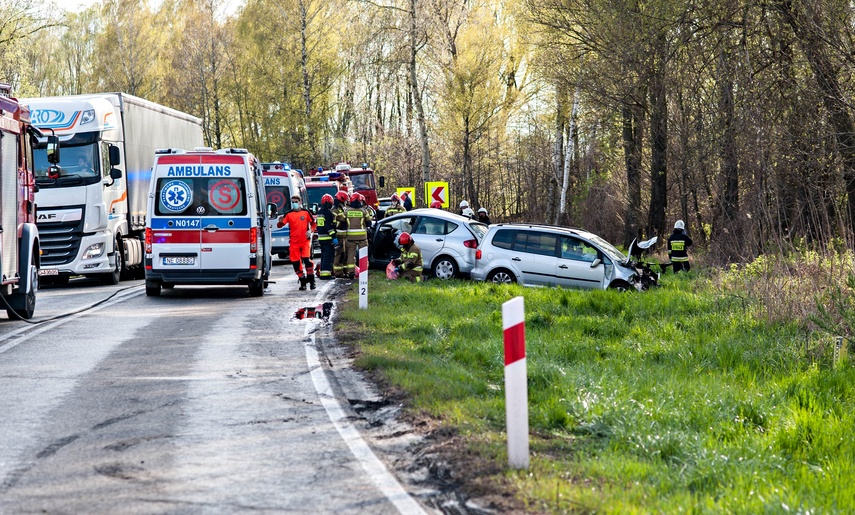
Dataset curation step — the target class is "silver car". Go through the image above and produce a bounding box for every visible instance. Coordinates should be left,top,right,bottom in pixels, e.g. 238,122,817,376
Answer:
368,209,489,279
471,223,654,290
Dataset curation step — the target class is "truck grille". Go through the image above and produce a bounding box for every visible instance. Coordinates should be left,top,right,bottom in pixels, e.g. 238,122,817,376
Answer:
38,218,85,266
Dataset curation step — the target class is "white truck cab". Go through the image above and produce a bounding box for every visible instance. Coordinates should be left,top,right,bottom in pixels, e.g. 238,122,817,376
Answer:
144,148,273,297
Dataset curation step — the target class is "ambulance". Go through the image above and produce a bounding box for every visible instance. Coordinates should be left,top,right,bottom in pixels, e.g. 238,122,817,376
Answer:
144,148,274,297
260,162,307,260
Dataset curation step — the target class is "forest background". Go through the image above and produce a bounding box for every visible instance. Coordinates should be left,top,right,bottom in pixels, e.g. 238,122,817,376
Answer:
3,0,855,262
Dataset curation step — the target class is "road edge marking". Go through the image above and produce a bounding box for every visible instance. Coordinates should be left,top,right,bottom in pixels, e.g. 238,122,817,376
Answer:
304,280,428,515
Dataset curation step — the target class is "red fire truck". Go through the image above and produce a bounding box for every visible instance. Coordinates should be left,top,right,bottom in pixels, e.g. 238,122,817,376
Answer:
0,84,55,319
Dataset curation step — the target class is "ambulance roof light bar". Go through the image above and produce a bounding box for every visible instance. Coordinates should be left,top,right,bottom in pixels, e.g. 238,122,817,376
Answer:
155,148,187,154
217,148,248,154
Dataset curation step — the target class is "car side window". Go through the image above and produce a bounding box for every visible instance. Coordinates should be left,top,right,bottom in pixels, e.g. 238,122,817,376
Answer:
517,231,558,257
491,229,515,249
413,217,446,236
561,236,598,262
387,217,415,234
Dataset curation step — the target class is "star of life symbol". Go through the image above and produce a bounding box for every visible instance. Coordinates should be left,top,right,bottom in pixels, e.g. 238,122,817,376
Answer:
161,180,193,212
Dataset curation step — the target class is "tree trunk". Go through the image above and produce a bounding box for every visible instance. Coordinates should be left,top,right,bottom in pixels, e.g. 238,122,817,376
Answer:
299,0,316,158
779,1,855,235
559,85,580,224
648,56,668,238
719,46,739,222
623,103,642,247
409,0,431,185
552,85,564,224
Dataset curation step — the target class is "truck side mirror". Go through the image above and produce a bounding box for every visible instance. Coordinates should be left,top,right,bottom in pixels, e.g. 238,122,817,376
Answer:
110,168,123,180
109,145,121,166
46,135,60,164
267,203,278,218
379,176,385,188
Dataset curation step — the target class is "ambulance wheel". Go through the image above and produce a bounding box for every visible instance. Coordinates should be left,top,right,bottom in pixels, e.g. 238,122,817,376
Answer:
145,280,161,297
101,238,123,285
248,279,264,297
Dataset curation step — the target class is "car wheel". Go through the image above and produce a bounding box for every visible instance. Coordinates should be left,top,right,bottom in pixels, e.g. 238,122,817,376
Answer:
145,280,161,297
487,268,516,284
432,256,458,280
248,279,264,297
608,280,633,292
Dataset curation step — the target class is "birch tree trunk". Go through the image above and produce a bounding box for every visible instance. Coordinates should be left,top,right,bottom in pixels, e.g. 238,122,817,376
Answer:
559,85,580,224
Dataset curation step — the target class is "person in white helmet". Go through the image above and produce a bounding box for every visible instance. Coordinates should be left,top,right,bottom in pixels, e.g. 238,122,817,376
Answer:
668,220,693,273
477,207,491,224
459,200,475,219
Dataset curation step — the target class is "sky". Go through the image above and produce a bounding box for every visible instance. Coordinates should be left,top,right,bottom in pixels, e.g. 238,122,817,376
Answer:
61,0,242,16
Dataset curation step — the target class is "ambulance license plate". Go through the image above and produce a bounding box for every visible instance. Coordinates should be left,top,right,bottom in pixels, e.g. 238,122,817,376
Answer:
38,268,59,276
163,257,195,265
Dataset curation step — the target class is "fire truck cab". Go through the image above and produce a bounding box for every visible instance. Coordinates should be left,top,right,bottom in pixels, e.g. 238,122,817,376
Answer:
0,85,53,319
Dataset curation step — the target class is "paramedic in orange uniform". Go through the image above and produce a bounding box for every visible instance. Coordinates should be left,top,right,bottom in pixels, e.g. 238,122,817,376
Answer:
278,195,317,290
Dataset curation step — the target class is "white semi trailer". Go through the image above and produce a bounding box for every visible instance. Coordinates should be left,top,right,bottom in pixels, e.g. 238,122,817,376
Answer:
24,93,203,284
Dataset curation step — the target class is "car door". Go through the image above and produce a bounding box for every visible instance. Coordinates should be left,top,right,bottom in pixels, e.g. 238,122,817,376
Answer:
411,216,449,265
556,235,606,289
370,215,416,265
199,172,251,270
512,230,559,285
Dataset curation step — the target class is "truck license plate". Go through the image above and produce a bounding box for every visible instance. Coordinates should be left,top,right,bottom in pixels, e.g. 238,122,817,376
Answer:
163,257,195,265
38,268,59,276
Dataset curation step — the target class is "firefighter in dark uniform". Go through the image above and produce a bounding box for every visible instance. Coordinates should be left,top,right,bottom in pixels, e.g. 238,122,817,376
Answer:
668,220,693,273
343,192,373,279
332,190,349,278
392,232,423,282
316,193,337,280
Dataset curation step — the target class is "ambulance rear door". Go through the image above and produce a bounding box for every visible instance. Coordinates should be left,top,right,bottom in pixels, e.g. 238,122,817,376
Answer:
199,155,252,270
150,156,203,273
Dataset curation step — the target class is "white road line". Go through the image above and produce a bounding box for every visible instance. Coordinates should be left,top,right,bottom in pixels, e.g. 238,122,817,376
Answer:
0,287,146,355
305,280,427,515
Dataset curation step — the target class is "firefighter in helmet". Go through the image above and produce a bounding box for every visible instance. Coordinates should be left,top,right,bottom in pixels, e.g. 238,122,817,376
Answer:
430,200,443,209
332,190,349,278
459,200,475,219
343,192,373,279
316,193,337,280
385,193,406,218
668,219,693,273
392,232,423,283
278,195,317,290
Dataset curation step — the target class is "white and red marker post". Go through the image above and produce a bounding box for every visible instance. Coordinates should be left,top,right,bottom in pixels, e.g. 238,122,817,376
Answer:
502,296,529,469
358,246,368,309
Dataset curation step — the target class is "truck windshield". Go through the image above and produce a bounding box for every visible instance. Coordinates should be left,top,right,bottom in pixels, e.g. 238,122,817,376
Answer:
34,132,102,188
349,172,375,190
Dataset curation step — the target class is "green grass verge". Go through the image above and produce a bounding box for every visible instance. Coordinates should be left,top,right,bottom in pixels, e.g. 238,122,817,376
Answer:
338,271,855,513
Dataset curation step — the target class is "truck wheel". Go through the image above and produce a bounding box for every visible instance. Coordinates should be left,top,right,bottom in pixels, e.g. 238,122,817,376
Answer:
248,279,264,297
6,252,37,320
145,280,161,296
101,238,123,285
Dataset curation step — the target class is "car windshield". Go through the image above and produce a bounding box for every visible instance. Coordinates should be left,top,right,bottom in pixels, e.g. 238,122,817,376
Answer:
586,234,627,263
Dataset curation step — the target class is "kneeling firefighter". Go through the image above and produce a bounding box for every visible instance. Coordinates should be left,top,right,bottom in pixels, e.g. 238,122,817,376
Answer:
278,195,317,290
392,232,423,283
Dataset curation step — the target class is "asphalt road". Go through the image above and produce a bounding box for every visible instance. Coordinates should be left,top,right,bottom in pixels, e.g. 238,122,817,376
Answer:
0,265,431,514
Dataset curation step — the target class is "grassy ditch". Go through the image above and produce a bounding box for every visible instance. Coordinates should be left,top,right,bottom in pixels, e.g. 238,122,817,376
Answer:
337,271,855,513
